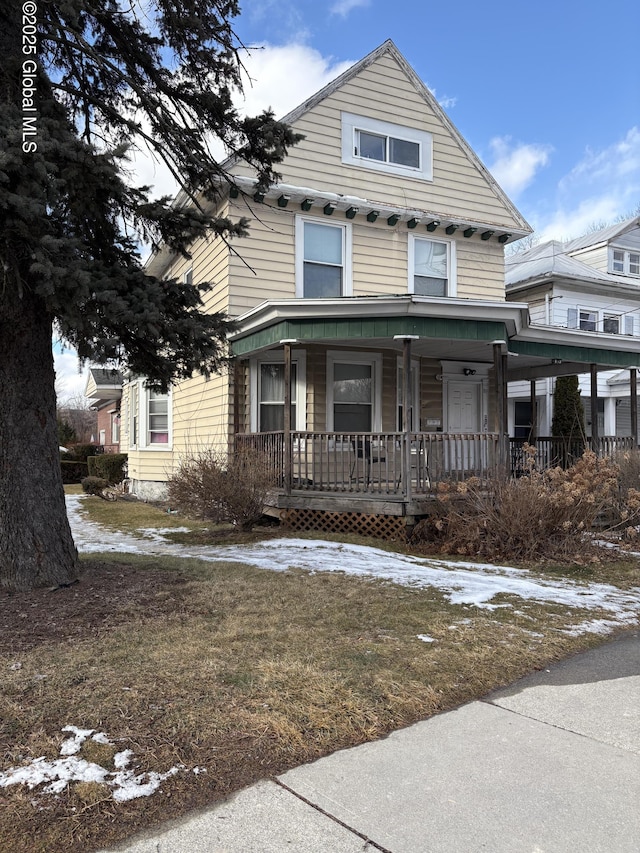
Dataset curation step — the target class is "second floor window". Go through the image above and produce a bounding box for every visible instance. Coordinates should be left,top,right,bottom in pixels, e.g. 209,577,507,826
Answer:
410,237,452,297
296,218,351,299
612,249,640,276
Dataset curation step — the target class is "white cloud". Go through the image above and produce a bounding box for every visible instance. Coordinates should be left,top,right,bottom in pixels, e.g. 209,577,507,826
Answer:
54,348,89,404
531,127,640,242
330,0,371,17
236,43,354,122
487,136,552,198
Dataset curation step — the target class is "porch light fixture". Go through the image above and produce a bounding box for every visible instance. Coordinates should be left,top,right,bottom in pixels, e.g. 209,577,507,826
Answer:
229,185,239,199
387,213,400,226
300,198,313,211
426,220,440,231
498,233,511,243
445,223,458,235
345,206,359,219
366,210,379,222
277,194,290,208
323,202,337,215
551,358,563,365
463,227,477,238
463,368,476,376
481,230,494,240
407,217,420,229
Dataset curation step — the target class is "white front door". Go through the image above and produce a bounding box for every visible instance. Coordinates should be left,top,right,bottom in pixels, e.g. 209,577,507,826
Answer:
447,382,481,433
446,381,482,471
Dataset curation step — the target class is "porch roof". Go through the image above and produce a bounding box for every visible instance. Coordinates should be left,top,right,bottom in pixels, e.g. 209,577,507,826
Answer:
229,296,640,376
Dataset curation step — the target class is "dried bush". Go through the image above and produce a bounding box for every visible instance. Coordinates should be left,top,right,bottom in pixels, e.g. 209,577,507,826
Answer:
603,449,640,537
410,447,620,562
167,447,277,531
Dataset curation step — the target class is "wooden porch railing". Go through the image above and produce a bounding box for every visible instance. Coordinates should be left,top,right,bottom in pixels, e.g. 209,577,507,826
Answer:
235,432,502,496
509,436,636,474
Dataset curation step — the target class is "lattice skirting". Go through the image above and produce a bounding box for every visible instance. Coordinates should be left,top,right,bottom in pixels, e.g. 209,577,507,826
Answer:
280,508,407,542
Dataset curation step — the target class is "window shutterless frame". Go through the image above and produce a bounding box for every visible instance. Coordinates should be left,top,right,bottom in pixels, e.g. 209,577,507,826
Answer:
341,112,433,181
295,216,352,298
408,234,456,297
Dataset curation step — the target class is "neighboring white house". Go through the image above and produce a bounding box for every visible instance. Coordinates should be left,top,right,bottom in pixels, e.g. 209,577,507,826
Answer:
506,217,640,438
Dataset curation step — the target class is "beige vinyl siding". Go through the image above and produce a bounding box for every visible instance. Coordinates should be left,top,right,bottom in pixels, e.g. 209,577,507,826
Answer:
171,372,231,460
233,52,523,231
227,199,296,316
420,360,444,430
455,238,505,301
225,197,505,312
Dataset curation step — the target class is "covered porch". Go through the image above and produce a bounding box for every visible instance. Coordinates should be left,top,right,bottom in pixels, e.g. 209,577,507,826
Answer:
230,295,640,520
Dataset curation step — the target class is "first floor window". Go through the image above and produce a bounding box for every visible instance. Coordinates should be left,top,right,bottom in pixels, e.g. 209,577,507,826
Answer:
333,362,372,431
259,363,297,431
147,391,169,444
130,384,138,447
298,219,348,299
411,237,450,297
111,411,121,444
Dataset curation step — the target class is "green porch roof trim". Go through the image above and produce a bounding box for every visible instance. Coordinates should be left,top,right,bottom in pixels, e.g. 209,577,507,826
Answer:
509,338,640,368
231,317,507,356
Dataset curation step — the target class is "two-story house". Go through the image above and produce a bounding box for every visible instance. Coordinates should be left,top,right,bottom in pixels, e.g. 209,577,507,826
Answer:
120,41,640,538
506,218,640,440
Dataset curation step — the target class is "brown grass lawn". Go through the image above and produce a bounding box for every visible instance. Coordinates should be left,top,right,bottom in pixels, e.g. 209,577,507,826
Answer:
1,494,639,852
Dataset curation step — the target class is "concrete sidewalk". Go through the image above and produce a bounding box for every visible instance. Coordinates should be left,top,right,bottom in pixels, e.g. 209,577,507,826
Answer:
101,630,640,853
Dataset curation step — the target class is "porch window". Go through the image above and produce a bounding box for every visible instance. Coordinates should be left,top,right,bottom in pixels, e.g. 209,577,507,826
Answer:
514,401,533,439
409,236,453,297
258,363,297,431
333,363,372,431
296,218,351,299
147,391,169,444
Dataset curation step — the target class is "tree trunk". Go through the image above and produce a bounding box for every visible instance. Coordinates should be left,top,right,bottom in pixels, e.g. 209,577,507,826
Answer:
0,285,79,591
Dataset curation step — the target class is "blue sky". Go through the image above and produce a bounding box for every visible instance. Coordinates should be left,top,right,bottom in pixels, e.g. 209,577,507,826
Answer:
229,0,639,242
56,0,640,399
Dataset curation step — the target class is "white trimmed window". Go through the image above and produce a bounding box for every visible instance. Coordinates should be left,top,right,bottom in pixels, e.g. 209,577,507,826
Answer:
147,391,169,445
295,217,352,299
326,352,382,432
250,353,306,432
567,307,635,335
128,381,171,448
342,112,433,181
611,248,640,277
409,235,456,297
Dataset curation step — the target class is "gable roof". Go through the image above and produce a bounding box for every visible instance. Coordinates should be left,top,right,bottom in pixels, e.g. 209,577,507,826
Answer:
279,40,531,235
563,216,640,252
505,241,609,287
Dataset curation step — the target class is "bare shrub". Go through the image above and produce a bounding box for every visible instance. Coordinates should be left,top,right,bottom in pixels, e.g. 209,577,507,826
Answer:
411,448,619,561
604,449,640,538
167,447,276,531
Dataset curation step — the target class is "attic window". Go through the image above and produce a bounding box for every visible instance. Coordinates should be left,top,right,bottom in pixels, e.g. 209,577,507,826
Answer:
342,112,433,181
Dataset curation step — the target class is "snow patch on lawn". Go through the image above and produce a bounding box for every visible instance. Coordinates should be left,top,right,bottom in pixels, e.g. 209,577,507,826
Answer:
0,727,193,802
